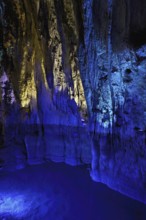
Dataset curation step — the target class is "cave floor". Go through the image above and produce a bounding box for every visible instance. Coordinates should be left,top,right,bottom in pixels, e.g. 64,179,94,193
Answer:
0,163,146,220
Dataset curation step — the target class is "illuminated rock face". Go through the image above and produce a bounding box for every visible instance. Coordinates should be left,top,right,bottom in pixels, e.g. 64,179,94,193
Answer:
0,0,90,168
0,0,146,203
79,0,146,202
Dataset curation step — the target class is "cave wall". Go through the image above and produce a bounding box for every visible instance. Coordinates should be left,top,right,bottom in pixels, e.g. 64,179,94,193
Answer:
0,0,91,168
0,0,146,203
79,0,146,202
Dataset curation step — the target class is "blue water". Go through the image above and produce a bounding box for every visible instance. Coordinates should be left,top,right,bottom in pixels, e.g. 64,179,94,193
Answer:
0,163,146,220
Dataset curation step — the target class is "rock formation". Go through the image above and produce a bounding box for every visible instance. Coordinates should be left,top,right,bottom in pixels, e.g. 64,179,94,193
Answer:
0,0,146,203
0,0,91,168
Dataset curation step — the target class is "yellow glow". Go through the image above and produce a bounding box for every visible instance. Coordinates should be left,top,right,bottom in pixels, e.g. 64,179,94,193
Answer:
20,49,37,108
41,58,49,90
53,44,66,91
14,0,87,119
70,46,87,113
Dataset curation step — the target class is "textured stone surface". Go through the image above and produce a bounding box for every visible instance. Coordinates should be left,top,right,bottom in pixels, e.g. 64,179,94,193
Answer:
0,0,146,203
80,0,146,203
0,0,90,168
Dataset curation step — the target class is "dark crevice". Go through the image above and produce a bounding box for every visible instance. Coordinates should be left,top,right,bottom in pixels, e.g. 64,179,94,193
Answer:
129,28,146,48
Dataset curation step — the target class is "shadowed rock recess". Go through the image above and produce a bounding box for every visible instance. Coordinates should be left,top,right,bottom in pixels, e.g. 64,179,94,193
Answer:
0,0,146,203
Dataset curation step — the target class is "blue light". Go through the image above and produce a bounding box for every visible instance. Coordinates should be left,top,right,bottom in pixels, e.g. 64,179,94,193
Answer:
0,192,32,217
0,193,29,218
0,191,53,219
